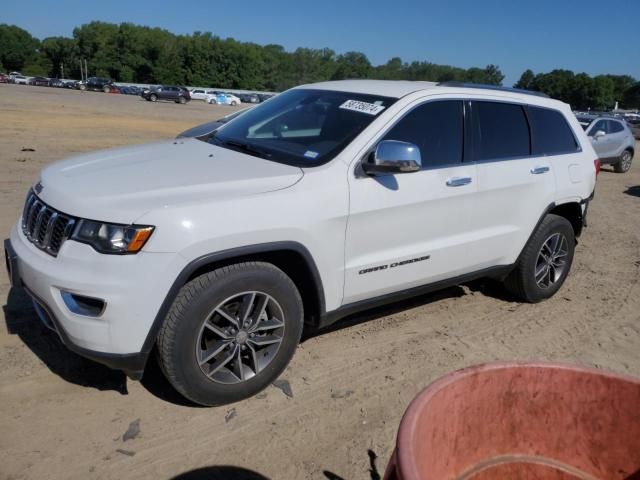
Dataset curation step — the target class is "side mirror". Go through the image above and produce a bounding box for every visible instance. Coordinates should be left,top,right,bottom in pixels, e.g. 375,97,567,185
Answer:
362,140,422,175
593,130,606,139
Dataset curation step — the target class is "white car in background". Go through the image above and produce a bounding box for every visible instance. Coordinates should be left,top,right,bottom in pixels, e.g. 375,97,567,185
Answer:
209,92,242,106
190,89,217,101
13,75,29,85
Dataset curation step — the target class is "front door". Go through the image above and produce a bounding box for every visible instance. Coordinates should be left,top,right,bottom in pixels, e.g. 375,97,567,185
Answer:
343,100,481,304
588,119,615,158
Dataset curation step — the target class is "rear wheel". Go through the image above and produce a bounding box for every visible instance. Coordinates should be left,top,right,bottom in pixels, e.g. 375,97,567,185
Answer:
156,262,304,406
103,86,111,93
614,149,633,173
504,214,575,303
178,96,186,104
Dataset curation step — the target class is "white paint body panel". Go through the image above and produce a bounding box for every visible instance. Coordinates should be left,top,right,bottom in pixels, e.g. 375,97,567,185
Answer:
9,81,597,355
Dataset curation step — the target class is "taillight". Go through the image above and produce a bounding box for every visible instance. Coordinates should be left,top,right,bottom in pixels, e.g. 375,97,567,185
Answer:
594,159,600,176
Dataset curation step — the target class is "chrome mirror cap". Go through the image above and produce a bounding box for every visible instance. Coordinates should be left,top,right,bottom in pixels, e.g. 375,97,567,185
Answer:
362,140,422,175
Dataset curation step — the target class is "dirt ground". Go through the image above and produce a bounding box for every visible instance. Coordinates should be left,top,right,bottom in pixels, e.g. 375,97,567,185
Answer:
1,84,639,480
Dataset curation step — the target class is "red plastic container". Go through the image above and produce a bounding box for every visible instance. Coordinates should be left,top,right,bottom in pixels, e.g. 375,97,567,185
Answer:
384,363,640,480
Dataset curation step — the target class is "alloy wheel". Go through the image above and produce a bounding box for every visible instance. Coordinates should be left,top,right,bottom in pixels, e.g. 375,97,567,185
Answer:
195,291,285,384
535,233,568,289
621,151,632,171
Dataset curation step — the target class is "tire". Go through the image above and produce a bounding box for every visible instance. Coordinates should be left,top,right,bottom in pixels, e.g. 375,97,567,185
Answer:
150,94,157,102
79,84,87,91
504,214,575,303
156,262,304,406
614,149,633,173
231,101,237,106
178,96,186,104
103,86,111,93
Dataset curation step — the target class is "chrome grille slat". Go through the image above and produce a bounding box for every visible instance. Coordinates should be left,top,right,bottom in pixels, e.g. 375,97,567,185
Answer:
21,191,76,257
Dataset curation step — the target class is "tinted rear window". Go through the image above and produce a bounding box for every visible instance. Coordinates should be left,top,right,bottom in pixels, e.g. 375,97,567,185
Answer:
529,107,578,155
474,102,530,160
609,121,624,133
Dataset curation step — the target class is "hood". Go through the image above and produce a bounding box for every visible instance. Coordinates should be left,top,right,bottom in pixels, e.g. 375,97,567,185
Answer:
37,139,303,223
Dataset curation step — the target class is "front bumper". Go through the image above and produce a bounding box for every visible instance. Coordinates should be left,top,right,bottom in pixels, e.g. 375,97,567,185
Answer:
5,225,183,379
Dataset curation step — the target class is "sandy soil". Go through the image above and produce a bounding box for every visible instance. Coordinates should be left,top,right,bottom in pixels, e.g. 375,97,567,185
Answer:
1,84,639,480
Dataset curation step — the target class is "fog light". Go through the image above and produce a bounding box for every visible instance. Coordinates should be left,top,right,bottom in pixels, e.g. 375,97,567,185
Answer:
61,291,106,317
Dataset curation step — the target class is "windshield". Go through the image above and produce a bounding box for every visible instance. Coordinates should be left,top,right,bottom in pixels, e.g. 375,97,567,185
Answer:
209,89,396,167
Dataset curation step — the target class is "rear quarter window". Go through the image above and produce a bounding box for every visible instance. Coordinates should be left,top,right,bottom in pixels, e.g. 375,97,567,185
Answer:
528,107,579,155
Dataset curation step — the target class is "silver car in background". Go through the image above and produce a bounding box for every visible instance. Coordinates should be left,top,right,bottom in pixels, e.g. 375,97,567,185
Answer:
576,115,635,173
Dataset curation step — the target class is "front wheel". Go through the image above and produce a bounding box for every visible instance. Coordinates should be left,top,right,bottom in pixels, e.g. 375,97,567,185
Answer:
103,86,111,93
504,214,575,303
156,262,304,406
149,94,157,102
79,84,87,91
614,149,633,173
178,96,186,104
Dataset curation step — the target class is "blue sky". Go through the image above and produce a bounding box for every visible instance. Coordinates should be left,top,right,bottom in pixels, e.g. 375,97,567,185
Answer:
3,0,639,86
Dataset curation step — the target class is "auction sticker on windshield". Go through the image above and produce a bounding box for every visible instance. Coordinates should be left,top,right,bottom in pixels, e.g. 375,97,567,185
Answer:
339,100,386,116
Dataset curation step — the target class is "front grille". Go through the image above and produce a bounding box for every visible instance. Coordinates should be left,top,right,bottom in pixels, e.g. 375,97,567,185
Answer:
21,191,76,256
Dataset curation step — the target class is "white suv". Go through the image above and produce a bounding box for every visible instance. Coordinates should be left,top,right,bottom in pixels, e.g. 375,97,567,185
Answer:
5,80,598,406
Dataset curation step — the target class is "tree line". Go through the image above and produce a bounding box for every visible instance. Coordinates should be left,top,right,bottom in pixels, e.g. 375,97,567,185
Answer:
515,69,639,110
1,22,638,109
0,22,503,91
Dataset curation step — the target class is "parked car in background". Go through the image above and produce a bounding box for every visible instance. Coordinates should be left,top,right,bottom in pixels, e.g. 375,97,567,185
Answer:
63,80,79,89
119,85,144,95
190,89,218,101
0,73,8,83
258,93,275,102
49,78,65,88
13,75,29,85
237,93,261,104
79,77,115,93
29,76,51,87
209,92,241,105
576,114,635,173
142,85,191,103
176,107,254,139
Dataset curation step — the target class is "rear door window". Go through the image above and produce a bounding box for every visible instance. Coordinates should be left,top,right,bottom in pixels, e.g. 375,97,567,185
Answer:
528,106,578,155
382,100,464,168
473,101,530,160
608,121,624,134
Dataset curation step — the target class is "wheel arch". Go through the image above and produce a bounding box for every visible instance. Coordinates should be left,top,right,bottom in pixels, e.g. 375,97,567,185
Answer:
139,241,326,359
549,201,584,238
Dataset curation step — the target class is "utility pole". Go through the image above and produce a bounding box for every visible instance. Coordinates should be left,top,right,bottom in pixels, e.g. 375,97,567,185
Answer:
60,62,64,79
79,60,83,81
84,59,88,80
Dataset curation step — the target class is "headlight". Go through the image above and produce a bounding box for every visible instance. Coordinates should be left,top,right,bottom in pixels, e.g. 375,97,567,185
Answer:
72,220,154,254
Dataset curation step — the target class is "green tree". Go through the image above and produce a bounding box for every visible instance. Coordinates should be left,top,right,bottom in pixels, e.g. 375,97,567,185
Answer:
0,24,40,72
514,69,535,90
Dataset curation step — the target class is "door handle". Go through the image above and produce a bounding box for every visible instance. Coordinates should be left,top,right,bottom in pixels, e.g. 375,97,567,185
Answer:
446,177,472,187
530,166,550,175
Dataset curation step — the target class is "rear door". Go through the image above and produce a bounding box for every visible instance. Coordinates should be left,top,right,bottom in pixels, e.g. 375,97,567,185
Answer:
606,120,627,157
470,101,559,266
344,100,481,304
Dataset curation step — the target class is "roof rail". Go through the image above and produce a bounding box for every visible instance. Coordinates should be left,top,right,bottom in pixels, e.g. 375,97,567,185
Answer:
438,82,550,98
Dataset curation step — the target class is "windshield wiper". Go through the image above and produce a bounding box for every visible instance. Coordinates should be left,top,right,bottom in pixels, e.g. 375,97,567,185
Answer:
217,138,272,159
